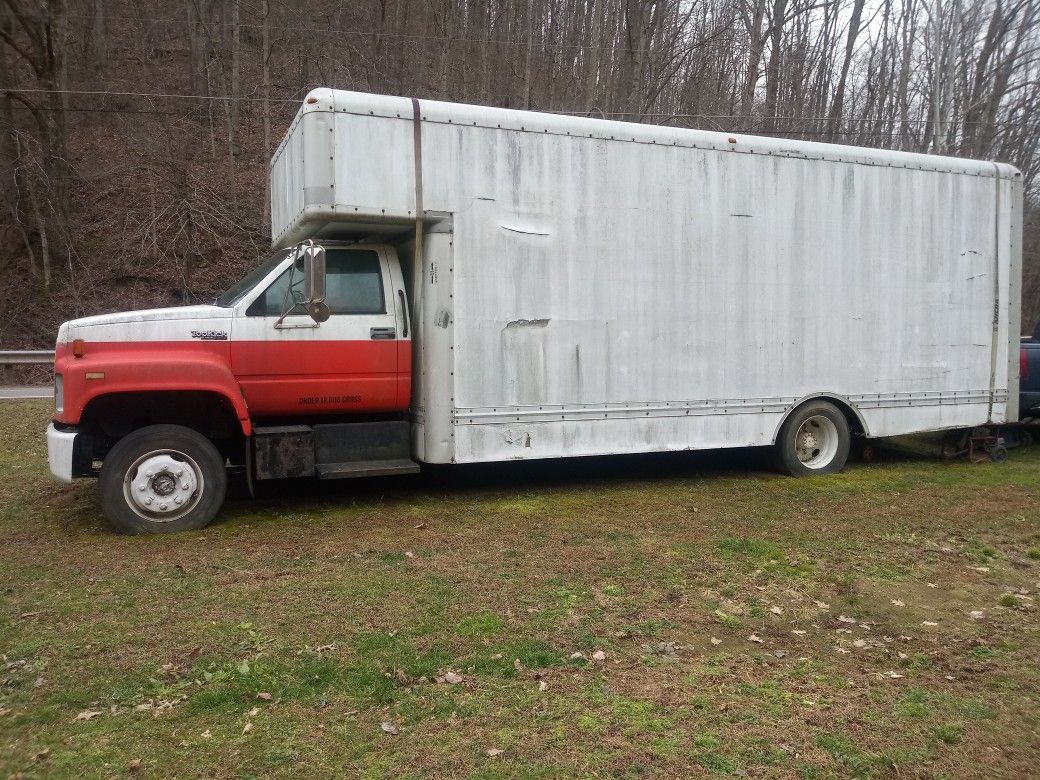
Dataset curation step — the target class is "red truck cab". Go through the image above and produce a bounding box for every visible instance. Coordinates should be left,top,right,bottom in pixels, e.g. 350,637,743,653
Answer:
47,241,415,533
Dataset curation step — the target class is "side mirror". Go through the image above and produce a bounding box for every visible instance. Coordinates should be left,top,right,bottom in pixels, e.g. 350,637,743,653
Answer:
305,300,331,323
275,242,329,329
302,244,328,323
303,244,326,304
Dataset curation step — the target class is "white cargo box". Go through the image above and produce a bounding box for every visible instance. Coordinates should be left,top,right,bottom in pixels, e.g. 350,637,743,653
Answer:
271,89,1022,465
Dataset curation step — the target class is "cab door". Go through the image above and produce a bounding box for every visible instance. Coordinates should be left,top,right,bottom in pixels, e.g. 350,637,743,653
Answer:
231,246,409,417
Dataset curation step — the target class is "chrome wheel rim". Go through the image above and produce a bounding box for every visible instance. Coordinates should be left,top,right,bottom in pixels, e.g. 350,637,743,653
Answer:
123,449,204,522
795,415,839,469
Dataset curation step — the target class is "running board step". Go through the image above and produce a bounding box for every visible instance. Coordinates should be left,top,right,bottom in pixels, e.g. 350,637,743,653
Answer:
315,459,421,480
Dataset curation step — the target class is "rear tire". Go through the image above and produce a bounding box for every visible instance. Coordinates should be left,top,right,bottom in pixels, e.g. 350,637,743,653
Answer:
773,401,851,476
99,424,227,534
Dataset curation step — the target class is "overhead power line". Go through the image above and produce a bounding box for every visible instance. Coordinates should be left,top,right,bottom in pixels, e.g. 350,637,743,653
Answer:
4,87,999,127
8,88,301,104
0,104,978,139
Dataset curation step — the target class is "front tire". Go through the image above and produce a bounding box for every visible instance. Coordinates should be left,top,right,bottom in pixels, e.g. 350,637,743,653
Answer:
99,424,227,534
773,401,851,476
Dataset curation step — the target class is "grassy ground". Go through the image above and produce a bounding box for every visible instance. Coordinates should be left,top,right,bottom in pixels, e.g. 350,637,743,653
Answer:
2,401,1039,779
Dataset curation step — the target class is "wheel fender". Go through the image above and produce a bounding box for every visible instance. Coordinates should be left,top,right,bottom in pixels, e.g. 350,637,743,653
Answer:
770,392,868,444
58,349,252,435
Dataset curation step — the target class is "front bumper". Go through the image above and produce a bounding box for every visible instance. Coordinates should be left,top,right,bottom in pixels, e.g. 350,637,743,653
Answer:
47,423,91,482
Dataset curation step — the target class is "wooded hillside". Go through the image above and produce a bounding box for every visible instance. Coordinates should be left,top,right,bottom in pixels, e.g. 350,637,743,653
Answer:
1,0,1038,345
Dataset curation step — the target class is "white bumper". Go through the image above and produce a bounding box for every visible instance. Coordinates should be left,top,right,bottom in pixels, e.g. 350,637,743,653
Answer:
47,423,78,483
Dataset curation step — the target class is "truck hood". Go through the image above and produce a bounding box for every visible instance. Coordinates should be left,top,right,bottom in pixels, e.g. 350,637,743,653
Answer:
57,305,232,344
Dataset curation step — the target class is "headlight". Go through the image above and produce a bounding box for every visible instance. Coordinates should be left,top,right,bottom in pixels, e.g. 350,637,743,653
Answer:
54,374,64,414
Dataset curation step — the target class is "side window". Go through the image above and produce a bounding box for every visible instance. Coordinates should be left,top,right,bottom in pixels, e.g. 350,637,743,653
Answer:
246,265,304,316
325,250,385,314
247,249,385,316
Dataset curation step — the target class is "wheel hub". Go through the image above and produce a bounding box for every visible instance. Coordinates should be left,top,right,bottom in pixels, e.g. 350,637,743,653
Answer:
794,415,839,468
125,452,201,518
152,473,176,496
798,430,819,453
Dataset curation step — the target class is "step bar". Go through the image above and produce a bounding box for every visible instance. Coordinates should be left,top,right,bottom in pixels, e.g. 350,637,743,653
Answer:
315,459,421,479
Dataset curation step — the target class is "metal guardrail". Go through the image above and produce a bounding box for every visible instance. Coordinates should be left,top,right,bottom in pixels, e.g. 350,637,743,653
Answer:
0,351,53,401
0,350,54,365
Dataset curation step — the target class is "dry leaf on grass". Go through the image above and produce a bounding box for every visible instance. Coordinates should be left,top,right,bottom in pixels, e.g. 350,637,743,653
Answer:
74,709,102,722
380,721,400,735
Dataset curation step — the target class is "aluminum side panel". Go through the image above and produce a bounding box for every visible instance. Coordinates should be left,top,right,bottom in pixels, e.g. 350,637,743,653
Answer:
271,91,1020,464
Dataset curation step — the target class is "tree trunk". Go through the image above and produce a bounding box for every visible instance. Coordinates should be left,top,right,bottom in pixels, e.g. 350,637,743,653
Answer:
762,0,789,132
524,0,535,109
826,0,866,140
740,0,767,121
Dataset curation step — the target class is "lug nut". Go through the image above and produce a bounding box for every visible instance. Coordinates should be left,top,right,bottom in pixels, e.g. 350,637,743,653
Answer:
144,497,153,505
174,496,183,505
160,503,168,510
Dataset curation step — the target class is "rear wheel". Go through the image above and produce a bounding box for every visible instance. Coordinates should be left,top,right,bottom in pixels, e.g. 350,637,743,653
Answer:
773,401,851,476
99,424,227,534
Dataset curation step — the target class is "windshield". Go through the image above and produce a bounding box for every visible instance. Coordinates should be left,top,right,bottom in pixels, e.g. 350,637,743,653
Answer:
215,250,291,307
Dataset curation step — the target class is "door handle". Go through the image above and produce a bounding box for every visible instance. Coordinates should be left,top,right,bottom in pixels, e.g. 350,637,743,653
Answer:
370,327,396,340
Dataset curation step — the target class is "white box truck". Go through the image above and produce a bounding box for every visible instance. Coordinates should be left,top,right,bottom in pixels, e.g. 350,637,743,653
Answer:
47,89,1022,533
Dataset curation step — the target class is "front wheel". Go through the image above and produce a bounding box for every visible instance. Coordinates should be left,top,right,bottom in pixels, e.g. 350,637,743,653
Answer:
773,401,851,476
99,424,227,534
